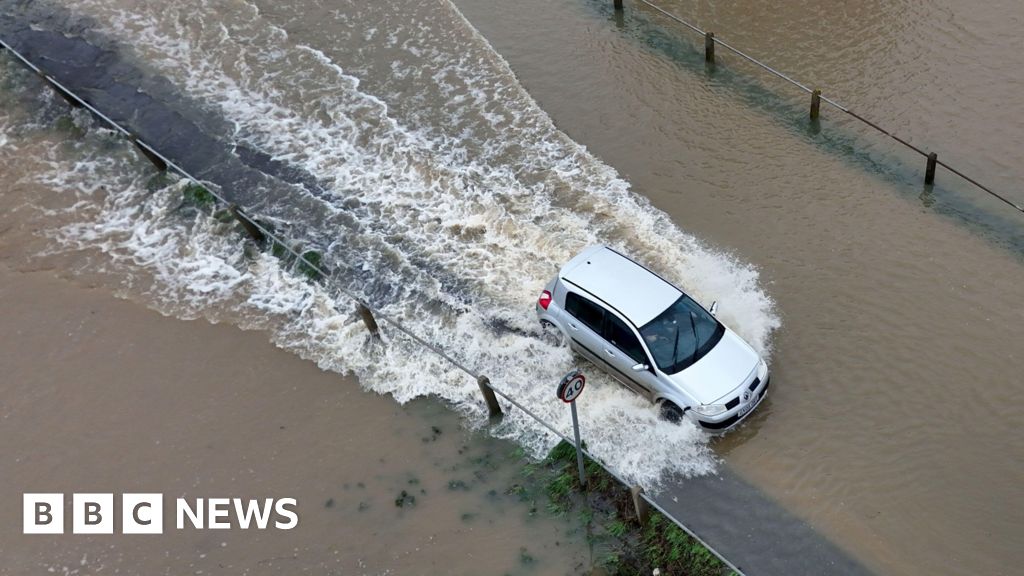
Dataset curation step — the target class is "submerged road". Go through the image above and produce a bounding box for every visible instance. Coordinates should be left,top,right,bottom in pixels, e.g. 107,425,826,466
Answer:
0,8,872,576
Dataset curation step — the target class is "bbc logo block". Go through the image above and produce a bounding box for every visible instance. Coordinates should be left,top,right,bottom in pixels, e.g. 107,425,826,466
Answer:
23,494,63,534
72,493,114,534
122,493,163,534
23,493,163,535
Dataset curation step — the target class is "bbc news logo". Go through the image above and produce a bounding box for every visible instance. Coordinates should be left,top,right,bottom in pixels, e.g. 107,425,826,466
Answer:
23,494,298,534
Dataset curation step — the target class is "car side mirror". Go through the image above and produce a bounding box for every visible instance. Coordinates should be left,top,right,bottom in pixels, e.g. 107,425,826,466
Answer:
709,301,719,316
631,363,649,372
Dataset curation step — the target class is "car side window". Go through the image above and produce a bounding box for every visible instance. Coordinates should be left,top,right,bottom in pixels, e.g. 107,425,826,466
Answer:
565,292,605,333
603,314,647,365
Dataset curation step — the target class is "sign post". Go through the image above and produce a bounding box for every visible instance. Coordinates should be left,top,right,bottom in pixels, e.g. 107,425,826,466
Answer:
556,369,587,489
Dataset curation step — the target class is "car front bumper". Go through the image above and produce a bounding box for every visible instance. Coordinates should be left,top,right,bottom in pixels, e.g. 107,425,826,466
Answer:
697,372,771,431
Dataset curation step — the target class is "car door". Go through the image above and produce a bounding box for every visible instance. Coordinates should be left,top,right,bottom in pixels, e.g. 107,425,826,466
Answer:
562,291,607,367
600,312,659,401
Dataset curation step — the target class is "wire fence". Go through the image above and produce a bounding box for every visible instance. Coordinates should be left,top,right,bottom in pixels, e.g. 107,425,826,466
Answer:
632,0,1023,214
0,38,746,576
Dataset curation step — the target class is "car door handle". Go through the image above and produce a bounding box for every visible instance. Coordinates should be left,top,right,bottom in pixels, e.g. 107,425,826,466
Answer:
567,323,579,331
604,348,616,357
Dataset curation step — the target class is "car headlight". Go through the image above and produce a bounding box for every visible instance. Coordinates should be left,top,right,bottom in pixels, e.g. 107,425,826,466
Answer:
757,358,768,379
693,404,727,417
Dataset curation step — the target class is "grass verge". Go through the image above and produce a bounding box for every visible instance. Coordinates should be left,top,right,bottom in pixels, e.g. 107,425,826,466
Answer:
516,441,734,576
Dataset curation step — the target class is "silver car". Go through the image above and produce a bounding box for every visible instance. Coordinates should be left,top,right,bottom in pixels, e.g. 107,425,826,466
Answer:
536,246,770,431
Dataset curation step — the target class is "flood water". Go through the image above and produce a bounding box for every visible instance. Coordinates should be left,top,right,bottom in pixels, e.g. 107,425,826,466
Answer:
450,1,1024,574
1,0,1022,575
0,264,593,575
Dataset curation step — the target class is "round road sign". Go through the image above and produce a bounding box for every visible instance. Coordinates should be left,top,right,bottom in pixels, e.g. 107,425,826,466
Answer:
556,369,586,403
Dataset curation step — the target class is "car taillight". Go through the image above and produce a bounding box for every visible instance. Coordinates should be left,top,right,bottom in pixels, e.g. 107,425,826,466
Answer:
538,290,552,310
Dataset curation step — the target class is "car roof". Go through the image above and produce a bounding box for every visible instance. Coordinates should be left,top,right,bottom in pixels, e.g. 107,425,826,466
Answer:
559,246,682,327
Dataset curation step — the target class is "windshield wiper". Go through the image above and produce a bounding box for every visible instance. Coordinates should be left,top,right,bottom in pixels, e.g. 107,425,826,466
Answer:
689,311,699,366
671,321,681,368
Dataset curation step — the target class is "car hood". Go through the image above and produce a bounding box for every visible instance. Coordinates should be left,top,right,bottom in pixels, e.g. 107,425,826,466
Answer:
667,328,760,404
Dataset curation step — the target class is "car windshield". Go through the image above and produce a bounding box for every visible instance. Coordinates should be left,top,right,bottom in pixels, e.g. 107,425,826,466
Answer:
638,295,724,375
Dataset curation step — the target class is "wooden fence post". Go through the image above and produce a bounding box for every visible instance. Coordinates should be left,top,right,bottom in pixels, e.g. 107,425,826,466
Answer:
613,0,623,10
925,152,938,185
356,302,381,338
42,75,83,109
810,89,821,120
631,485,651,527
476,375,503,420
228,204,267,244
130,137,168,171
705,31,715,64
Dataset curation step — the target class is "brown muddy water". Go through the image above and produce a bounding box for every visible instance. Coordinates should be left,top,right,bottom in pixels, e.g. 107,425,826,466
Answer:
0,0,1022,575
0,260,593,575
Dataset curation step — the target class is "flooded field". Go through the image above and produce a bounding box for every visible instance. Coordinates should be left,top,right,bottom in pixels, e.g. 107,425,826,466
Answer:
0,263,600,575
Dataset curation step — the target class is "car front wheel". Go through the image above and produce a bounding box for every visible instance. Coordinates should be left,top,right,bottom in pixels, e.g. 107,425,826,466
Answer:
660,401,685,424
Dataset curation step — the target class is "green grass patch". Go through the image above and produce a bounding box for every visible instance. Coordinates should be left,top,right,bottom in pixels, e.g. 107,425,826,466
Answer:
181,182,215,207
640,515,724,575
270,239,289,260
507,440,728,576
608,517,628,538
296,249,323,280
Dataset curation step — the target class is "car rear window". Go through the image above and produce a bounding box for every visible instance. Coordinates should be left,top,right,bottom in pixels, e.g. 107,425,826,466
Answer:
565,292,604,333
